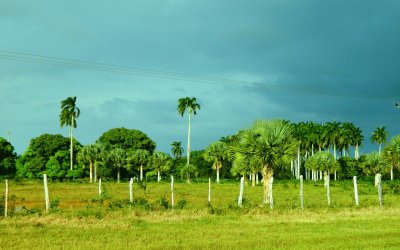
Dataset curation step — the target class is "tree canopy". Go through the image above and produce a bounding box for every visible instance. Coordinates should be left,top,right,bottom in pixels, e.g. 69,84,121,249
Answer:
0,137,17,177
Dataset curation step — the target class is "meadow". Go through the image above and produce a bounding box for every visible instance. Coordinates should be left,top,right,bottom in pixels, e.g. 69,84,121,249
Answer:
1,178,400,249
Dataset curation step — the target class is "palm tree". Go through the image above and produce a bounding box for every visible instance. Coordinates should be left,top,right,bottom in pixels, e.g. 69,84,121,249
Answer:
382,135,400,180
203,141,228,183
131,149,149,181
360,152,389,177
77,144,99,183
177,97,201,166
231,120,298,204
305,151,339,206
60,96,80,170
171,141,184,159
371,127,389,154
109,148,126,183
151,151,172,182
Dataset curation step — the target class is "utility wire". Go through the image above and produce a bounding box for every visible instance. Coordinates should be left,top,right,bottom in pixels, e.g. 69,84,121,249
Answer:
0,50,397,101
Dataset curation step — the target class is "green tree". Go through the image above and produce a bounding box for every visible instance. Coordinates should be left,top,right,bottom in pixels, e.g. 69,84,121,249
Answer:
383,135,400,180
149,151,172,182
180,164,198,184
371,127,389,154
45,150,70,181
203,141,228,183
177,97,201,166
360,152,389,177
60,96,80,170
131,149,150,181
97,127,156,152
171,141,184,159
109,148,126,183
231,120,298,204
77,144,100,183
0,137,17,177
305,151,339,205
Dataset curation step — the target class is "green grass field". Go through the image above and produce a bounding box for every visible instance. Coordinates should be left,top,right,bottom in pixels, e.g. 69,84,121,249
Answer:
1,179,400,249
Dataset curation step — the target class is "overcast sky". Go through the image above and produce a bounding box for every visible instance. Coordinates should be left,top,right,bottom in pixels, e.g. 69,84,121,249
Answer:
1,0,399,155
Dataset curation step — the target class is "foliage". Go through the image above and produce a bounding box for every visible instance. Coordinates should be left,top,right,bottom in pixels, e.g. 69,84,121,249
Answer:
180,164,198,182
203,141,228,171
338,156,363,179
171,141,184,159
305,151,340,173
360,152,389,176
383,135,400,171
0,137,17,177
97,127,156,152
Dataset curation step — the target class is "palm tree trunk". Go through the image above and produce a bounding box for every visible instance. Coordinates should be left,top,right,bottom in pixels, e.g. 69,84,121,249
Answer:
117,166,120,183
94,162,97,183
216,168,220,183
297,146,301,179
262,167,273,204
89,160,93,183
187,112,191,166
379,143,382,154
70,116,74,171
157,171,160,182
252,172,256,187
140,165,143,181
391,166,393,181
324,171,331,206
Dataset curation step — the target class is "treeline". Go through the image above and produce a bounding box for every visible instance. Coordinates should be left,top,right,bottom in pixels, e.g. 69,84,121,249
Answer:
0,120,399,183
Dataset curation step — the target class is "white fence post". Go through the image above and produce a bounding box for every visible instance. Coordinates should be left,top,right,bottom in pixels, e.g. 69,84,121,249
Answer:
300,175,304,210
238,177,244,207
98,178,102,195
353,176,359,206
208,178,211,204
375,174,383,207
4,179,8,217
43,174,49,211
129,178,133,203
171,176,174,209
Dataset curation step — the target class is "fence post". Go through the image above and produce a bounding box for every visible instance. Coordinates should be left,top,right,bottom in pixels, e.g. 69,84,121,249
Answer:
353,176,359,206
208,178,211,204
171,175,174,209
98,178,102,195
238,177,244,207
375,174,383,207
43,174,49,211
129,178,133,203
300,175,304,210
4,179,8,217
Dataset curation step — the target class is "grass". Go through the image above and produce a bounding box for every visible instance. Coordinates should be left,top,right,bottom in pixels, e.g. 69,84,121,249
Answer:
1,179,400,249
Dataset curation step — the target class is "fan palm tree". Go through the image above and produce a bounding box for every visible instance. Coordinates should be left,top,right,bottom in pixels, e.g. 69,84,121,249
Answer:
383,135,400,180
371,127,389,154
305,151,339,206
171,141,184,159
60,96,80,170
77,144,99,183
131,149,149,181
360,152,389,177
109,148,126,183
203,141,228,183
231,120,298,204
177,97,201,166
151,151,172,182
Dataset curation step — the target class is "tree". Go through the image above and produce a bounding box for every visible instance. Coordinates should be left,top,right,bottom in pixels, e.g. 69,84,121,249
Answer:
77,144,100,183
109,148,126,183
180,164,198,184
203,141,228,183
97,127,156,152
171,141,184,159
149,151,172,182
60,96,80,171
0,137,17,177
371,127,389,154
45,150,70,181
305,151,339,205
177,97,201,166
360,152,389,177
383,135,400,180
131,149,150,181
230,120,298,204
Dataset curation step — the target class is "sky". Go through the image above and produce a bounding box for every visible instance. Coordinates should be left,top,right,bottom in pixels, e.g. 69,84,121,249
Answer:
0,0,399,156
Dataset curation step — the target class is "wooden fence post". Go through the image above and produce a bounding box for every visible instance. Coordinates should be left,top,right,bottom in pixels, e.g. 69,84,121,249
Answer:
238,177,244,207
4,179,8,217
300,175,304,210
353,176,359,206
208,178,211,204
43,174,49,211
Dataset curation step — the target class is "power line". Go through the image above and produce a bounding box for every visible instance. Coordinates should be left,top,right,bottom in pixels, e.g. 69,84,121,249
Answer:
0,50,397,101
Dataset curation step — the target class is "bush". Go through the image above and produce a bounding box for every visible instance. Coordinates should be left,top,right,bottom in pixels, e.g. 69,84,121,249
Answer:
176,199,187,209
157,197,169,209
50,197,60,212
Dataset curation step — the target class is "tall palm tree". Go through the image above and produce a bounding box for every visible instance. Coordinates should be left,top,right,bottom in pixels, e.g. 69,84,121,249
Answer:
231,120,298,204
177,97,200,166
371,127,389,154
60,96,80,170
171,141,184,159
203,141,228,183
77,144,99,183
